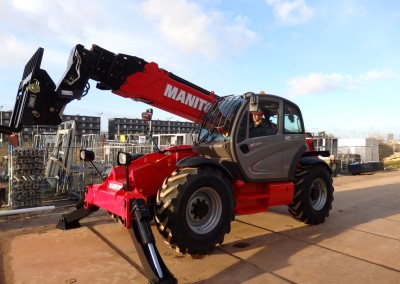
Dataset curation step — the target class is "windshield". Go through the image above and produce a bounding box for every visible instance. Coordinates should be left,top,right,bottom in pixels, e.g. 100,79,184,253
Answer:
195,95,244,144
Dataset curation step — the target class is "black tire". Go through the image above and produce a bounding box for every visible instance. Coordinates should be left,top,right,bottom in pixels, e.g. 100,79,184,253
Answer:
155,166,235,255
288,164,334,225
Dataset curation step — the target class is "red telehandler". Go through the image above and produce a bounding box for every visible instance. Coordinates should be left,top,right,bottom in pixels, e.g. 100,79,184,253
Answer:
0,45,334,283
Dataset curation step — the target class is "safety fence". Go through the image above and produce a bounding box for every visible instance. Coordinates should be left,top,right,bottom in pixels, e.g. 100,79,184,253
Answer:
312,144,381,175
335,146,379,174
0,143,154,209
0,143,388,209
0,146,8,208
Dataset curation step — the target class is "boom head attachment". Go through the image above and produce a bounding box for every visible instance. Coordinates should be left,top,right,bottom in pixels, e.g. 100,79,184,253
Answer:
0,45,96,134
0,48,60,134
0,44,149,135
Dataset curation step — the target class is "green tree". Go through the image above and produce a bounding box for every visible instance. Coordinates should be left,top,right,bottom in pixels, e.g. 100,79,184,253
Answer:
378,141,394,161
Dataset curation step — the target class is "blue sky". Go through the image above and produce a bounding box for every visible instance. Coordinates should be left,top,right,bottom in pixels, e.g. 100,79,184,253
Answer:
0,0,399,139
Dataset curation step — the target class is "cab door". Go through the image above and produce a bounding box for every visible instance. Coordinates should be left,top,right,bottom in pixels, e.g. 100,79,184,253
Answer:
233,97,284,181
282,101,307,178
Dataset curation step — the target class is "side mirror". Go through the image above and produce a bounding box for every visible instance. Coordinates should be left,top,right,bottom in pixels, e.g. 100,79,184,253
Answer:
142,108,153,121
80,150,95,161
246,93,259,113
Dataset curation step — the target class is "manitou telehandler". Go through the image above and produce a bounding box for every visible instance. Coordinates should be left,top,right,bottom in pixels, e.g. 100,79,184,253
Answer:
0,44,333,283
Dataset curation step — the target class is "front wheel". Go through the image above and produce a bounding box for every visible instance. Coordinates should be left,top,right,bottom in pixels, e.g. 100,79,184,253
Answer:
155,166,235,255
288,164,334,225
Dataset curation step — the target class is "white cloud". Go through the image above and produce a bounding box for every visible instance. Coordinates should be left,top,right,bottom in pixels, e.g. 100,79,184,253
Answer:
0,0,257,73
0,0,112,67
11,0,44,12
266,0,314,26
342,3,367,17
358,69,400,81
0,31,32,66
286,73,350,96
140,0,218,58
222,15,258,52
139,0,257,59
286,70,400,97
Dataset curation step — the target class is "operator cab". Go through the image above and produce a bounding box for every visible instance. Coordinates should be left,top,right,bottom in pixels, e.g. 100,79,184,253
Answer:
193,92,307,182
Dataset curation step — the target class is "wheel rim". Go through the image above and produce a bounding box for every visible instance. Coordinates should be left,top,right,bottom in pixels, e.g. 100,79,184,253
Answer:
310,178,327,210
186,187,222,234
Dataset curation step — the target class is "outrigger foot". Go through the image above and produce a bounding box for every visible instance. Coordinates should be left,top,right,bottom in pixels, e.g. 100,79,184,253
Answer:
56,206,98,230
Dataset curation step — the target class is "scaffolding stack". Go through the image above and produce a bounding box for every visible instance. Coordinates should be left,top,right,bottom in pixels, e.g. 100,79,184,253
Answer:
11,148,44,209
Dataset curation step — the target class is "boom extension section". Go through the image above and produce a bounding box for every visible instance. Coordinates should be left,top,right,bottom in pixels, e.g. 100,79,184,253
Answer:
0,44,217,134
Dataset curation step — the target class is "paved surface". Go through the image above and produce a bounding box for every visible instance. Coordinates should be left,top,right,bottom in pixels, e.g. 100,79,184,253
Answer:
2,171,400,283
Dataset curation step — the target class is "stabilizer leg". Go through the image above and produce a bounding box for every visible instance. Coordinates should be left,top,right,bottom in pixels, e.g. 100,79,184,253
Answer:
56,206,98,230
129,199,176,284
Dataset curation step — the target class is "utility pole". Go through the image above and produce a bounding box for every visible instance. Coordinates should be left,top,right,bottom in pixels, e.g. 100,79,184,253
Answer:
98,112,103,134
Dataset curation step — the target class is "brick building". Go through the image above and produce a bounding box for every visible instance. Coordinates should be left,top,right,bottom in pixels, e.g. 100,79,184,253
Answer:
0,111,100,143
0,110,194,144
108,118,194,140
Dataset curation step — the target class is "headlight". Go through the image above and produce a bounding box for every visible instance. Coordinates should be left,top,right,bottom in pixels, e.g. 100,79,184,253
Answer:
80,150,95,161
117,151,132,165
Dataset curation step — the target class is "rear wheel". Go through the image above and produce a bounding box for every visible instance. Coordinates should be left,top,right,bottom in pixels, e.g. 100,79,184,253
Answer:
155,166,234,254
288,164,334,224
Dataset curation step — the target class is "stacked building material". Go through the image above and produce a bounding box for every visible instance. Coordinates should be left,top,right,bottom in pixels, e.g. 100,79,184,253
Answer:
11,148,44,209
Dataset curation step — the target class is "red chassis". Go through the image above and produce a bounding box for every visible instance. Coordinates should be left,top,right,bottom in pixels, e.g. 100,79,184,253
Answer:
78,144,295,230
83,146,197,229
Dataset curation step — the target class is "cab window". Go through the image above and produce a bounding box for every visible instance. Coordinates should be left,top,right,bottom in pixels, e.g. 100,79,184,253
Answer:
249,101,279,138
236,100,280,141
283,102,303,134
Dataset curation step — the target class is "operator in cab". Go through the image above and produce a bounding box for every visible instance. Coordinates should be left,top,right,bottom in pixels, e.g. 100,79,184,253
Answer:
249,107,276,138
251,108,268,128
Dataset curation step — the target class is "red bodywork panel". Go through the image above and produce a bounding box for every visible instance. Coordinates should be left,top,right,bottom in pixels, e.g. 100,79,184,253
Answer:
85,147,198,228
305,132,315,151
84,144,296,225
233,179,294,215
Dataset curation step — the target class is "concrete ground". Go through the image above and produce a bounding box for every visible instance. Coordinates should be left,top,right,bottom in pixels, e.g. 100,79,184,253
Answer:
1,170,400,283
